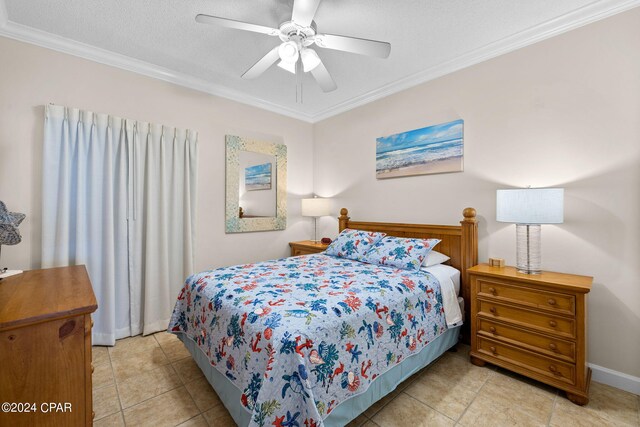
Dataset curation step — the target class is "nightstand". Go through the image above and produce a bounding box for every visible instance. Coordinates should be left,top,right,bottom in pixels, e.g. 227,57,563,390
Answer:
289,240,329,256
468,264,592,405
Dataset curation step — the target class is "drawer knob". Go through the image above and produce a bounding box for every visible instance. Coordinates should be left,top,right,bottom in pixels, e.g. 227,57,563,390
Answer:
489,287,496,295
549,320,557,327
548,298,557,306
489,307,496,314
549,365,561,376
490,346,497,354
91,364,95,374
489,326,496,334
549,343,557,351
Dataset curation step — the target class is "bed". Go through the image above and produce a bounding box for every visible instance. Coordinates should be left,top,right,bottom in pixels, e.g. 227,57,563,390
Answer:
169,208,478,426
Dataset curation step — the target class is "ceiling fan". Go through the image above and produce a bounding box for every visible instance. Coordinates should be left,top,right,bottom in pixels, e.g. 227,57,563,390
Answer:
196,0,391,93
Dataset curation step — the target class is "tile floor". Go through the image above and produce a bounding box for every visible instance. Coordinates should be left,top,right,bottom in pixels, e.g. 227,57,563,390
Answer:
92,333,640,427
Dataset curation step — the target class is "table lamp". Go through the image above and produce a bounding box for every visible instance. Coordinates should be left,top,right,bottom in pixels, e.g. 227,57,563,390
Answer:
301,197,332,243
0,200,26,280
496,188,564,274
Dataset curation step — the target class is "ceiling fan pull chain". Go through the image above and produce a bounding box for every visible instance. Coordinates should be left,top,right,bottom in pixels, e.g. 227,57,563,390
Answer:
296,60,303,104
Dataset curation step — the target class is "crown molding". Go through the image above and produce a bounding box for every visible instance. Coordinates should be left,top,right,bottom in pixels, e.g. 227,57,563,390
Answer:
311,0,640,122
1,0,639,124
0,5,315,123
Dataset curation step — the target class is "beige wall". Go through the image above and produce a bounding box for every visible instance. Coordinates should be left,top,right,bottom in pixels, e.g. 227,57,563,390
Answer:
314,9,640,377
0,36,314,273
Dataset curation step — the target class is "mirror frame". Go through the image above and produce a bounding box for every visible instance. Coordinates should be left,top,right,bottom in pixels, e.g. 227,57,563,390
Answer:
225,134,287,233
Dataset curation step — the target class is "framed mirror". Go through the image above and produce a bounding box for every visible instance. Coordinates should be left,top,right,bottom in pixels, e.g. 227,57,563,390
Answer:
225,135,287,233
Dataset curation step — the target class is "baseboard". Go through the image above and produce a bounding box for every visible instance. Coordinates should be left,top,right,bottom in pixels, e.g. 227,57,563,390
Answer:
589,363,640,395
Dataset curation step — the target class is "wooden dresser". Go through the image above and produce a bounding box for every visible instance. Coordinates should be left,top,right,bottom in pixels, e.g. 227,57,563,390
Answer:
289,240,329,256
468,264,592,405
0,266,98,426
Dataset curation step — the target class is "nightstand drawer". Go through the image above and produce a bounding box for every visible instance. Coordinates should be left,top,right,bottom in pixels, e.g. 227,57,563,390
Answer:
292,247,320,256
477,318,576,362
477,336,576,385
478,300,575,338
289,241,328,257
477,278,575,315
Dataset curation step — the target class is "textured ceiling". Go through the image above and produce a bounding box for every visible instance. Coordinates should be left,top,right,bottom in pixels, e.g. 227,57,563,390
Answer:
2,0,636,121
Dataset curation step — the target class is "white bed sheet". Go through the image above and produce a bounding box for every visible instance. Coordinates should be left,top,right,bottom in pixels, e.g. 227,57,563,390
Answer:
422,264,463,327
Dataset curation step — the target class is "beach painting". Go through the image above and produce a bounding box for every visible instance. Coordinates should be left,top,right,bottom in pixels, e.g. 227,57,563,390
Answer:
376,119,464,179
245,162,272,191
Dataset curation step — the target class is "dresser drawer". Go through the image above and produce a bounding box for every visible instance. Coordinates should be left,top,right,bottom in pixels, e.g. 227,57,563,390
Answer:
477,318,576,362
478,300,575,338
477,278,575,315
477,336,576,385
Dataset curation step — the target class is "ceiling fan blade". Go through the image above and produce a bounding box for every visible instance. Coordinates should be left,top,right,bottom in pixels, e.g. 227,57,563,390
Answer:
315,33,391,58
310,59,337,92
292,0,321,27
195,14,280,36
242,46,281,79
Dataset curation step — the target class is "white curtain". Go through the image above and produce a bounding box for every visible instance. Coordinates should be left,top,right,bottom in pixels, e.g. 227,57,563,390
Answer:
42,105,198,345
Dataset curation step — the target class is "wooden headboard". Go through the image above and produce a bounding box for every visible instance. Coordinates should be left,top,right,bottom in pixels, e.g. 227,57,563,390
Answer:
338,207,478,343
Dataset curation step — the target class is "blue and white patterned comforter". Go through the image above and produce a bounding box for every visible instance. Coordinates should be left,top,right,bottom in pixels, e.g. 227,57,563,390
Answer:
169,254,452,427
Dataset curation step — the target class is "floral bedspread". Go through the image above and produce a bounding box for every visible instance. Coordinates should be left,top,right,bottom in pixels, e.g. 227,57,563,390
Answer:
169,254,449,427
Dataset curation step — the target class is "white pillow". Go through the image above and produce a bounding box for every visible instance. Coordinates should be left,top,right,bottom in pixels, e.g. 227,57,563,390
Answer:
422,250,450,267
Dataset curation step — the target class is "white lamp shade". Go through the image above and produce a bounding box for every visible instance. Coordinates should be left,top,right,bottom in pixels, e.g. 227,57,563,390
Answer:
277,59,297,74
301,48,321,72
496,188,564,224
278,41,299,63
301,198,332,217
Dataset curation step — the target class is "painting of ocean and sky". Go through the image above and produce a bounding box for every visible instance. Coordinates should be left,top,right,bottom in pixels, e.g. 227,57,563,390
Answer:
245,162,272,190
376,119,464,179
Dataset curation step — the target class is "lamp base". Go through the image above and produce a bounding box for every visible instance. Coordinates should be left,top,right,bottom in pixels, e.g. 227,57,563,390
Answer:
516,224,541,275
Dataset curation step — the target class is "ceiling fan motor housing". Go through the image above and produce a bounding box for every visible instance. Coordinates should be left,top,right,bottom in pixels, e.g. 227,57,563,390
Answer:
278,21,317,48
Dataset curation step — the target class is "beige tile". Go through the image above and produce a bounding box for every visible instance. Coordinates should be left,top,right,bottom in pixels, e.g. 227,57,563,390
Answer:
363,422,380,427
117,365,182,409
550,403,620,427
405,370,477,420
477,370,555,421
493,367,558,399
154,331,180,346
93,410,124,427
458,393,546,427
395,372,420,391
184,376,222,412
363,387,402,418
202,404,235,426
123,387,199,427
92,346,110,365
111,345,170,382
93,361,115,390
177,414,210,426
372,393,454,427
423,352,493,392
346,413,370,427
553,381,640,427
160,338,191,362
450,342,471,360
93,384,121,421
109,334,160,360
173,356,205,384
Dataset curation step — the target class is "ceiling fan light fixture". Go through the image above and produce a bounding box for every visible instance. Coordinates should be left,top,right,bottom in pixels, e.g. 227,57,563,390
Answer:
277,59,297,74
301,48,321,72
278,41,299,63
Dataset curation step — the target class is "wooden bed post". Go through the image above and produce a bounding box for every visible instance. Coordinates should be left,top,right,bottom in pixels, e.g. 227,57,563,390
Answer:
460,207,478,344
339,208,350,232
